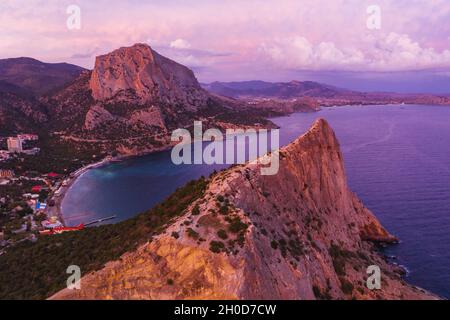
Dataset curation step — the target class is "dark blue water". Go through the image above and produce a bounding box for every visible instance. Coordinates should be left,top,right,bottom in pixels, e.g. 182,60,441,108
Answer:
62,104,450,298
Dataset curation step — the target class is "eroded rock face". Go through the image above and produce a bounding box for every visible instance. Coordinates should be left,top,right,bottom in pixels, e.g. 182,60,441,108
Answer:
89,43,208,109
84,105,115,130
128,106,165,129
51,119,437,300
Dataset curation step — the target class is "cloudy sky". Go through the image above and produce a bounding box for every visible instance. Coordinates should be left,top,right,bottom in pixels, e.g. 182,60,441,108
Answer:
1,0,449,93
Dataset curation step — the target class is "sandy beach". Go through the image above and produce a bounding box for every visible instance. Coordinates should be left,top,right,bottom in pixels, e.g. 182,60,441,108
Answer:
48,142,177,227
46,156,114,226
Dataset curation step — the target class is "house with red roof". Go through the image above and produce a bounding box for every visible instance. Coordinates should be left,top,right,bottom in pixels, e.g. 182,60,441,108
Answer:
31,185,43,193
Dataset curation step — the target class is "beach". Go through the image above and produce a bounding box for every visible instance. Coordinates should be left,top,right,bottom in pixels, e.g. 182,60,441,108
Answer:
46,156,113,226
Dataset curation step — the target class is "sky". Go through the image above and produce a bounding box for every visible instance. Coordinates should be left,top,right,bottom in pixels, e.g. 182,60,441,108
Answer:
1,0,449,93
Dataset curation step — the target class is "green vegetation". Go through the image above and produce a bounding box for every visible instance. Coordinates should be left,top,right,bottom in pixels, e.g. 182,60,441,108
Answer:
219,204,229,215
270,240,279,250
228,216,248,234
186,227,199,240
217,229,228,240
209,240,225,253
328,243,354,277
0,177,208,300
191,204,200,215
312,285,332,300
340,278,354,295
288,239,305,257
1,132,104,175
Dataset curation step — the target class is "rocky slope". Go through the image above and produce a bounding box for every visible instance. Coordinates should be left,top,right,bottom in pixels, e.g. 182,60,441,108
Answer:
51,119,436,300
0,57,84,96
0,58,83,135
0,92,47,135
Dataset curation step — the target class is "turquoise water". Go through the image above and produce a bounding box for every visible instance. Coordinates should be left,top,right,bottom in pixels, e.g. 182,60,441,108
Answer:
62,104,450,298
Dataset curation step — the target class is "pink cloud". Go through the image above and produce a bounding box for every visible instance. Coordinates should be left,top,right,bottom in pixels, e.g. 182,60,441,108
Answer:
0,0,449,81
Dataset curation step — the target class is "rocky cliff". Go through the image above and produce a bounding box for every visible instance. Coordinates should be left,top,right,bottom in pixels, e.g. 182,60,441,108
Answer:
51,119,436,300
90,43,208,109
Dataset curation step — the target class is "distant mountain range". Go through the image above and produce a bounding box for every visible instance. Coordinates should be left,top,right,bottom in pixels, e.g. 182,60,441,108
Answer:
202,80,346,99
203,80,450,106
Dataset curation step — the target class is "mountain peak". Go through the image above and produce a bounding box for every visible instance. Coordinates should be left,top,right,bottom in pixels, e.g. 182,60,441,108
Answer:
89,43,206,104
293,118,337,147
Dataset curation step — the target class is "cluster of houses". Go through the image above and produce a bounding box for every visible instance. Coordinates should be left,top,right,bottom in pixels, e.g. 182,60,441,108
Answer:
0,169,14,186
0,171,67,252
1,134,40,158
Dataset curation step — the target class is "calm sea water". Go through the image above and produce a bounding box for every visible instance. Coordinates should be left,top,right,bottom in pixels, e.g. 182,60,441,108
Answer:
62,104,450,298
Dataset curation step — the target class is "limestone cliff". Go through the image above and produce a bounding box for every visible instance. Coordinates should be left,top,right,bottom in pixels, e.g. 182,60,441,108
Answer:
89,43,208,109
51,119,436,300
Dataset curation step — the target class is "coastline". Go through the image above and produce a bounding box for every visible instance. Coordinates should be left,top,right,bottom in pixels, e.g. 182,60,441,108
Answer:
46,157,112,226
51,119,278,226
39,105,449,299
52,102,442,227
51,143,176,227
53,103,437,227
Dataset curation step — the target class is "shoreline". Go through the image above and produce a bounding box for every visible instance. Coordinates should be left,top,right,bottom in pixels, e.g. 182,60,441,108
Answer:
47,156,116,227
53,103,440,227
52,143,176,227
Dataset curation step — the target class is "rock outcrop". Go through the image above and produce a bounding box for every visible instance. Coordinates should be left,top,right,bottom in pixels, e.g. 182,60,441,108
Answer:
51,119,436,300
89,43,208,109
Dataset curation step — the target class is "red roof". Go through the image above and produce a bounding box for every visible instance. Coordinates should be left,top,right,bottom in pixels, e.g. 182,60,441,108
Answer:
47,172,60,178
31,185,42,193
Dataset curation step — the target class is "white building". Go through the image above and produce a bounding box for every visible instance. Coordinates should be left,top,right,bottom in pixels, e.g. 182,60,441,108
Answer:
7,137,23,153
0,150,10,161
17,134,38,141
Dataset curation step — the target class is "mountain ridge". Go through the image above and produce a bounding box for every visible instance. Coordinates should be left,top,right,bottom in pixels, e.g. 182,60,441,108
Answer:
0,57,85,96
204,80,450,106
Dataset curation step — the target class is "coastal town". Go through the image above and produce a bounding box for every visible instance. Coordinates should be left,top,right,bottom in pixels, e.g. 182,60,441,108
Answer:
0,133,110,255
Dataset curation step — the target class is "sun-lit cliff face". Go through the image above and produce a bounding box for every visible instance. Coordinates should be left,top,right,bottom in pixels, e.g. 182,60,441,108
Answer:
51,119,436,300
89,43,208,108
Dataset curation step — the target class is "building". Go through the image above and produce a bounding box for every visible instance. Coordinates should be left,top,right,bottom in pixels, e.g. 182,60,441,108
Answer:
22,147,40,155
0,150,10,161
17,134,38,141
7,137,23,153
0,169,14,178
31,185,43,193
35,201,47,211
